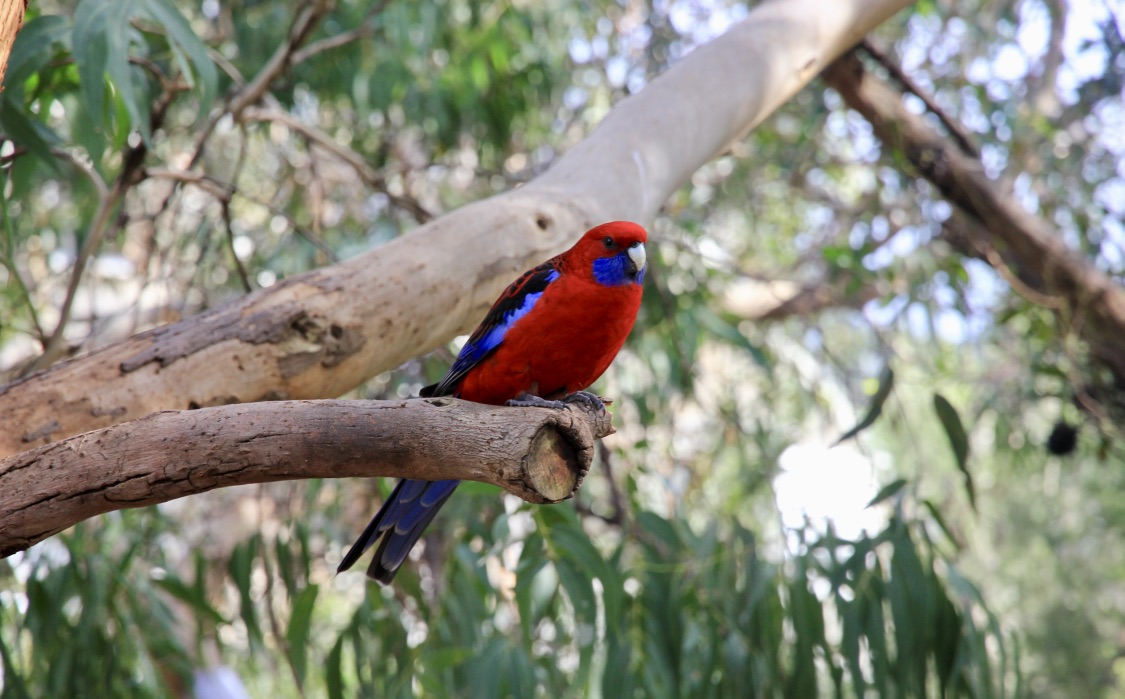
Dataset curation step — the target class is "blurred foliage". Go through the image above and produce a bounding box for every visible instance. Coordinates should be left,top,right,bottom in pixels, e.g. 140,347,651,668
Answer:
3,0,1125,697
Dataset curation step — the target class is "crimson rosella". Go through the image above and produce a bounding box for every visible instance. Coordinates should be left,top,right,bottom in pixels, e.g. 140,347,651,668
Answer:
337,221,648,583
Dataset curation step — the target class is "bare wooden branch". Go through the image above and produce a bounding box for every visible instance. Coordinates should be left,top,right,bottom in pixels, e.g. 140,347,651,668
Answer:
822,50,1125,384
0,398,614,557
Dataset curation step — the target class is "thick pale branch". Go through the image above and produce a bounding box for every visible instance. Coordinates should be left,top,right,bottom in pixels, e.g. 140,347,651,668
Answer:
0,398,614,557
0,0,912,458
823,51,1125,383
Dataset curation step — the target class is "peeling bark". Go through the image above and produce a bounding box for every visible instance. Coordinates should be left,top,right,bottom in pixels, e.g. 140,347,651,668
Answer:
0,398,614,557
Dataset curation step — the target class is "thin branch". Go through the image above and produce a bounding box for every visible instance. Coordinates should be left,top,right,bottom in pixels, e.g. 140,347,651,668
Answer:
22,181,125,375
291,26,375,65
858,39,980,157
228,0,332,119
290,0,393,65
145,167,338,261
146,0,332,229
145,167,234,199
0,398,614,557
597,440,627,525
241,107,434,223
221,198,254,292
21,73,185,375
0,184,46,344
942,217,1065,310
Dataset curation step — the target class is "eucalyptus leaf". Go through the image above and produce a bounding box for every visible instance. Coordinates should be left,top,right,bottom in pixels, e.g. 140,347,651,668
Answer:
933,393,976,510
834,365,895,445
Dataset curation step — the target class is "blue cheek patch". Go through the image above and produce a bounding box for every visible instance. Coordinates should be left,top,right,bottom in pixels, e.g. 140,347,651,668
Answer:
593,253,642,287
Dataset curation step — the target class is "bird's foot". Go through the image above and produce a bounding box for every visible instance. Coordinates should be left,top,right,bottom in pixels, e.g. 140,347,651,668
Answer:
563,390,609,412
506,393,567,410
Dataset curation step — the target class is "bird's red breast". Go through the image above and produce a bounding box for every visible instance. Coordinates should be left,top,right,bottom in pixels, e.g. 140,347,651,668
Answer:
456,221,647,405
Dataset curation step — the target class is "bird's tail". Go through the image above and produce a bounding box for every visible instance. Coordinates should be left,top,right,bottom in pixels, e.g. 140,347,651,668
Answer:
337,478,460,584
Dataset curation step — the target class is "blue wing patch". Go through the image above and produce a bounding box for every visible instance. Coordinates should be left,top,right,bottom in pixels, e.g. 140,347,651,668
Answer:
421,264,560,397
593,251,645,287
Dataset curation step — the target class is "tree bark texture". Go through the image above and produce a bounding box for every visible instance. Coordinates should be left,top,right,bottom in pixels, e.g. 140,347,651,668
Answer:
0,398,613,557
0,0,25,92
0,0,914,458
822,51,1125,385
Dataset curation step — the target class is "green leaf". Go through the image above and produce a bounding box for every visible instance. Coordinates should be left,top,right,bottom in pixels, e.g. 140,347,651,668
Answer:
514,556,556,640
834,366,894,445
285,584,319,685
785,568,823,698
73,0,150,143
921,499,963,549
550,524,621,621
325,636,345,699
4,15,72,92
104,1,150,144
152,575,226,625
554,555,595,622
138,0,217,111
0,94,62,170
932,393,975,510
697,307,771,370
227,537,264,652
73,0,114,130
866,478,908,509
0,634,32,699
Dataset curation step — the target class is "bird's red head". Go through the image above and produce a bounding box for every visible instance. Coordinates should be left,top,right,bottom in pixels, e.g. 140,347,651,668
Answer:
568,221,648,287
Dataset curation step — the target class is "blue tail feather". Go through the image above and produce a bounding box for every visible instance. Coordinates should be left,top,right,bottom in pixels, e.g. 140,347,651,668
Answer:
337,478,461,584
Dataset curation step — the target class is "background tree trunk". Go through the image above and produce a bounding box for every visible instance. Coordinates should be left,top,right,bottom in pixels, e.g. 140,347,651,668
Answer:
822,49,1125,385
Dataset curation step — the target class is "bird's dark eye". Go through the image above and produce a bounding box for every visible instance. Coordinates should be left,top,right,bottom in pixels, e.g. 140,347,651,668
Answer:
602,236,615,249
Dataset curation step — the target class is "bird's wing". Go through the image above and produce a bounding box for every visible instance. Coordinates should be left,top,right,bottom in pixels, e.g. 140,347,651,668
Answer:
421,262,561,397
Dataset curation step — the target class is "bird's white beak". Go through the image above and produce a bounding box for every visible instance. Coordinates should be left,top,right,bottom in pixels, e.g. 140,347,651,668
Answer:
627,242,646,275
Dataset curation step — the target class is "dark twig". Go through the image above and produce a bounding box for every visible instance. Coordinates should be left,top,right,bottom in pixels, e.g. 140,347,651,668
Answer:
291,0,394,64
241,107,434,223
597,440,627,525
22,75,183,375
858,38,980,157
221,199,253,292
228,0,332,119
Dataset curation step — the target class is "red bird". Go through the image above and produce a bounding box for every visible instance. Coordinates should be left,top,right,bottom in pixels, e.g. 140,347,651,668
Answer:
338,221,648,583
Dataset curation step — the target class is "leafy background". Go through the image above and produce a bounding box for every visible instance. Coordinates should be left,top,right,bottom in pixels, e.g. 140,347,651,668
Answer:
1,0,1123,696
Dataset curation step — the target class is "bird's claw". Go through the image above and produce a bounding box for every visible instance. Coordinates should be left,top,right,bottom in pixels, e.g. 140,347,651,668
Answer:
563,390,608,412
506,391,610,412
506,394,567,410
